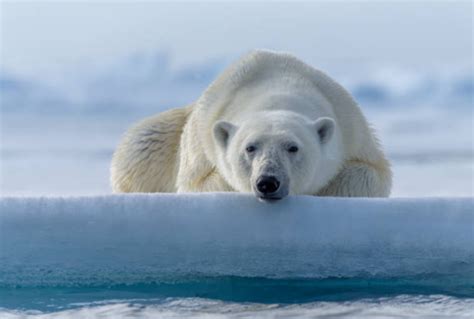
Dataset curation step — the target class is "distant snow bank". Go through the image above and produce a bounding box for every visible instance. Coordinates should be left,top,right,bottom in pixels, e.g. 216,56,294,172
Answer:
0,194,472,287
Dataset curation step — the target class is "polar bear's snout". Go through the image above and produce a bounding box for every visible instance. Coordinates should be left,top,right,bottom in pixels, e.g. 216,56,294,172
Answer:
254,175,289,201
256,175,280,196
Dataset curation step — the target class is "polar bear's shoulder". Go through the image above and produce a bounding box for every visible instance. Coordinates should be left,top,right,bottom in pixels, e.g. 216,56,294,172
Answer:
209,50,315,91
199,50,357,110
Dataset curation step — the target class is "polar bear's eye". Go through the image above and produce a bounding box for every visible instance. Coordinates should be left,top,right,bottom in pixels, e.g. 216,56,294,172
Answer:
246,145,256,153
288,146,299,153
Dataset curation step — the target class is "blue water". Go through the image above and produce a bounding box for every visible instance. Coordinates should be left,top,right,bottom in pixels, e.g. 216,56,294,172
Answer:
1,275,473,317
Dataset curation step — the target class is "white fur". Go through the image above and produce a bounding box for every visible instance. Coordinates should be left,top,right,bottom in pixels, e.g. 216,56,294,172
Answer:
110,106,191,193
111,50,392,197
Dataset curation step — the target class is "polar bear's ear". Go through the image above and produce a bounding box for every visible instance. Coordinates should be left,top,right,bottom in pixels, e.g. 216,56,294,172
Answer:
213,121,237,150
312,117,335,144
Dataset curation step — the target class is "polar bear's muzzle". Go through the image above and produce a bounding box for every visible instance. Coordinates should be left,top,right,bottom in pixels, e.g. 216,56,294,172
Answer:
254,175,289,201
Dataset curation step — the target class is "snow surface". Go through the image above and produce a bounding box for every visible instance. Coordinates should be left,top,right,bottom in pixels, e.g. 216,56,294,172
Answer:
1,194,472,287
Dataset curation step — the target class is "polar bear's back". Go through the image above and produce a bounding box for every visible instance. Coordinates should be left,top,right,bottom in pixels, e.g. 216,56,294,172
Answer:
190,50,383,164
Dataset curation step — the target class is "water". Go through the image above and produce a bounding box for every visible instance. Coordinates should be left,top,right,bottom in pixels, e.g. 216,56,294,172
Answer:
1,296,473,318
1,278,473,318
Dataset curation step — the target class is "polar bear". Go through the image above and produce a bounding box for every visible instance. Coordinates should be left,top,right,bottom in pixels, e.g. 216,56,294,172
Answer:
111,50,392,199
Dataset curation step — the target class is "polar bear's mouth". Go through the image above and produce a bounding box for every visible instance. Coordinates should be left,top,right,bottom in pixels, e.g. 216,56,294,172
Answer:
258,195,283,202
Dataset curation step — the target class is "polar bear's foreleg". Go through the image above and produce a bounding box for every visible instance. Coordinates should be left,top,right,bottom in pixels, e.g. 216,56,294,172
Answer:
316,159,392,197
111,105,191,193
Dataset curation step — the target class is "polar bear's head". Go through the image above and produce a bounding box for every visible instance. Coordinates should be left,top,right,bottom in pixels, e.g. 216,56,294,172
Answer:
213,111,342,201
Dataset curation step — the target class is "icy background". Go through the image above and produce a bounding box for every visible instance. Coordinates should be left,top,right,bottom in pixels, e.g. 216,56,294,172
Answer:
1,57,473,197
1,61,473,197
0,1,472,197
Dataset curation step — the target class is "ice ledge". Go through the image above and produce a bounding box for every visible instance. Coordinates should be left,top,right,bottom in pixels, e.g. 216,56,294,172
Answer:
0,194,473,286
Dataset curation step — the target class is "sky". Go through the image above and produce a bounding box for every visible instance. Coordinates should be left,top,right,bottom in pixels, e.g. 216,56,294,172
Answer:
0,1,472,81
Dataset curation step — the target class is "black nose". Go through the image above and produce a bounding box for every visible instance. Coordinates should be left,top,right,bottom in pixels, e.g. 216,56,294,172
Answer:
256,176,280,195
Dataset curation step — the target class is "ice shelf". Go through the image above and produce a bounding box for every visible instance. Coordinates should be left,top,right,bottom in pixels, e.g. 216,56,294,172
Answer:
0,194,472,287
